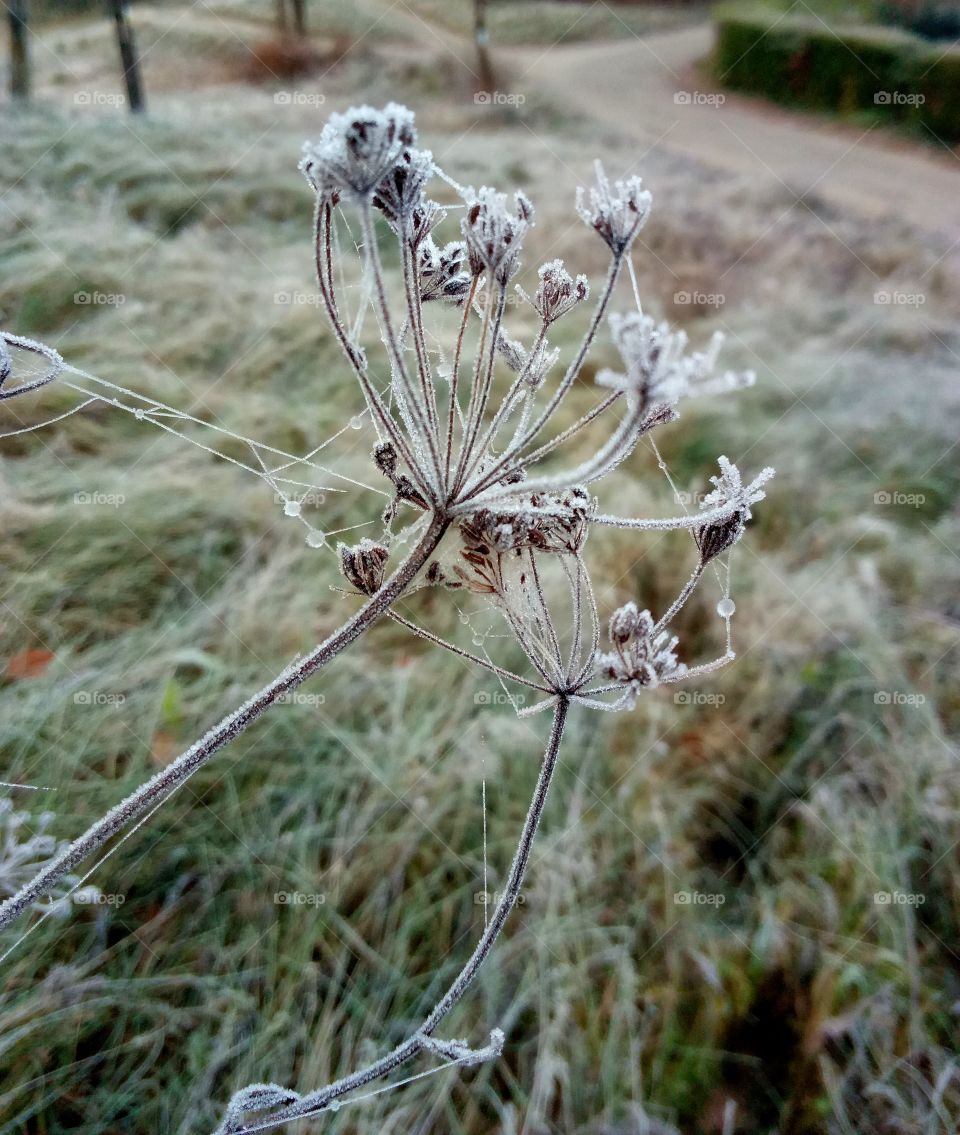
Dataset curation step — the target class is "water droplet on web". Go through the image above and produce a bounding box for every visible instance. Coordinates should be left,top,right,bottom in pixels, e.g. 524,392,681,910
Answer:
349,415,363,430
472,635,483,647
134,408,145,421
716,597,736,618
437,364,451,380
283,499,301,517
459,612,469,625
305,529,326,548
328,1102,341,1113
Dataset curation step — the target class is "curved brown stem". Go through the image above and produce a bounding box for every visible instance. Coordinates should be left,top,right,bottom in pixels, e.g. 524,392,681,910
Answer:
221,696,570,1135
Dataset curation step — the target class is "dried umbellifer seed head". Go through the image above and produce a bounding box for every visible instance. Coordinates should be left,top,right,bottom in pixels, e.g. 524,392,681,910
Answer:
373,442,398,476
695,513,745,564
339,540,390,596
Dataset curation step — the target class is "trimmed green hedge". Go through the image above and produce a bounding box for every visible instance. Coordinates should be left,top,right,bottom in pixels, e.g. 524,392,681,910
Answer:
714,5,960,141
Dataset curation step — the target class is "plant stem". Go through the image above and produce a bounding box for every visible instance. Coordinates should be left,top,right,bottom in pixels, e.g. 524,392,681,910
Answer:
0,514,449,933
225,696,570,1135
462,253,623,500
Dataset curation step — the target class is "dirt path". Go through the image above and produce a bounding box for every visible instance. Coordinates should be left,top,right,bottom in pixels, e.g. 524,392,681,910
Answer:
504,25,960,245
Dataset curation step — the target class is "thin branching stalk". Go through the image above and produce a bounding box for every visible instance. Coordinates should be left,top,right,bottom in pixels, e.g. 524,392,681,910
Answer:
0,514,449,931
221,698,569,1135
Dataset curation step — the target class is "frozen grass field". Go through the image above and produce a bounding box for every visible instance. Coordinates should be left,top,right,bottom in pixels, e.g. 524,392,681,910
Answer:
1,3,959,1132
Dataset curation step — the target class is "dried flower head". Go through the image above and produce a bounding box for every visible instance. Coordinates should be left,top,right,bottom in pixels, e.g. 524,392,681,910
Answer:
595,603,687,707
300,102,416,198
372,146,437,239
460,486,592,565
417,237,472,303
532,259,589,325
461,186,534,284
339,539,390,596
597,314,754,408
695,456,774,563
576,161,652,255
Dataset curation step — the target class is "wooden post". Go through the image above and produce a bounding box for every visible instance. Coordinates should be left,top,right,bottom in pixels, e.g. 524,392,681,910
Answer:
291,0,307,36
108,0,146,114
473,0,494,94
8,0,30,101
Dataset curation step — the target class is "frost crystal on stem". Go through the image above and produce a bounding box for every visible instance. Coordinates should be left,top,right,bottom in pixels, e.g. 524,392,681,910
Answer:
0,101,777,1134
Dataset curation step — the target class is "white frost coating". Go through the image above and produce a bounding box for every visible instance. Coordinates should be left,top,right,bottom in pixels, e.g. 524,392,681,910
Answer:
598,312,755,405
575,160,652,254
0,798,98,918
0,101,778,1135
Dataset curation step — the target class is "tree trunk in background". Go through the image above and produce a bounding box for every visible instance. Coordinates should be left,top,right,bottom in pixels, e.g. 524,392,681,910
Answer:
8,0,30,101
108,0,146,114
275,0,289,33
473,0,494,94
291,0,307,36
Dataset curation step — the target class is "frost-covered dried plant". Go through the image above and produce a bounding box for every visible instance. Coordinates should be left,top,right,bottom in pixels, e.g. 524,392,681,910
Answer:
0,798,97,918
0,103,774,1132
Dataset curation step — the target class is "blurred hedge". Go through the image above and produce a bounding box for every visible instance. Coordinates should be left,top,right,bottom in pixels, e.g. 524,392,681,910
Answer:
713,5,960,141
